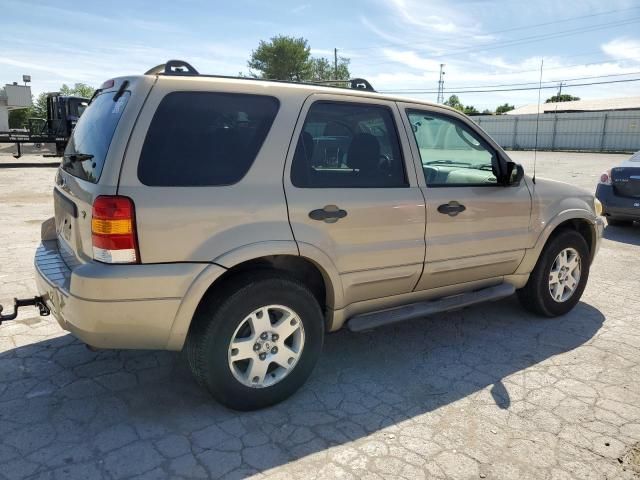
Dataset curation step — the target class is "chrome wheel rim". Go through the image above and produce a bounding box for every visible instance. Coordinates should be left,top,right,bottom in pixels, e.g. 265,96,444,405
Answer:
227,305,305,388
548,247,581,303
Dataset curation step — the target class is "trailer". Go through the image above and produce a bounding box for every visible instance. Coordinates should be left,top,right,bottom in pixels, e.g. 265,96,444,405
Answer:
0,93,88,158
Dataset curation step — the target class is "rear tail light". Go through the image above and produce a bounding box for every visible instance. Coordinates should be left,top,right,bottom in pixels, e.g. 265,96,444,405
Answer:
91,196,139,264
599,170,612,185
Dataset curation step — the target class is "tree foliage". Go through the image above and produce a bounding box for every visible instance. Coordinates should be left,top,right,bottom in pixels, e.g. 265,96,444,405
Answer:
60,83,95,99
496,103,515,114
443,95,479,115
443,95,464,111
545,93,580,103
248,35,350,82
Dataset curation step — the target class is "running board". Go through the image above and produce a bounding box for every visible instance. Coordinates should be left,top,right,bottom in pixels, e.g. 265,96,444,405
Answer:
348,283,515,332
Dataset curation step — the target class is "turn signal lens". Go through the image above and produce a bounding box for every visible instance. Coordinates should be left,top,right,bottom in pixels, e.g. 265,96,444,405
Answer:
91,196,139,264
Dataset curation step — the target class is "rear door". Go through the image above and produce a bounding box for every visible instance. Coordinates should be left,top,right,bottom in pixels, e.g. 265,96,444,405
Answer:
284,94,426,307
399,103,532,290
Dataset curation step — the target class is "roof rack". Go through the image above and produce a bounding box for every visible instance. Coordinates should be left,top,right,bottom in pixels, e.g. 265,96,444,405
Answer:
144,60,375,92
145,60,199,76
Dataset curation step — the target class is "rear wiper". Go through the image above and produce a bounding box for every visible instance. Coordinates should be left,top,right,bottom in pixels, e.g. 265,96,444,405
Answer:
64,153,94,162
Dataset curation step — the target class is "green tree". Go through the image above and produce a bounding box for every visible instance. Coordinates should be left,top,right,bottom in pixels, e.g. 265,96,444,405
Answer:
8,108,30,129
308,56,350,82
496,103,515,114
59,83,95,98
545,94,580,103
31,92,49,119
248,35,312,81
248,35,350,82
443,95,464,112
463,105,479,115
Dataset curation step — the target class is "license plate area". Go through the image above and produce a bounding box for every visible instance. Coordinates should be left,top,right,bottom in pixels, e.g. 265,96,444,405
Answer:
54,189,78,249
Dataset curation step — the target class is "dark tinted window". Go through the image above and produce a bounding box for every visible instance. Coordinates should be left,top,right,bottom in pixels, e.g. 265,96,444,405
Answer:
138,92,279,186
291,102,407,188
62,91,130,183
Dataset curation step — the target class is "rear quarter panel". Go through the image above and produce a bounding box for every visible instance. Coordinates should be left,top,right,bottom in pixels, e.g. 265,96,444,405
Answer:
116,76,307,264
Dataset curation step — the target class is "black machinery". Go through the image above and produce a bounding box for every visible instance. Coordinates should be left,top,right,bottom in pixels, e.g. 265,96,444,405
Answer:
0,93,88,158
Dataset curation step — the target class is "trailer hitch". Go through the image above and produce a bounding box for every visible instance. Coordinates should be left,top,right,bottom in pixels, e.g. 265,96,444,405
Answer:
0,297,50,325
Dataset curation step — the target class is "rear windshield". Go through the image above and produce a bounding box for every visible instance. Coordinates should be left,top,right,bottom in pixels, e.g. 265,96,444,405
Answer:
61,91,130,183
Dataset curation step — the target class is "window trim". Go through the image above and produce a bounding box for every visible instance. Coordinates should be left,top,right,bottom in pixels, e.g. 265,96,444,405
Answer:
405,108,506,188
137,91,280,187
291,99,410,189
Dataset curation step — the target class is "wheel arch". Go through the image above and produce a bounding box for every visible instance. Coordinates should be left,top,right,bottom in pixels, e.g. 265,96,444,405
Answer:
166,245,341,350
516,210,598,276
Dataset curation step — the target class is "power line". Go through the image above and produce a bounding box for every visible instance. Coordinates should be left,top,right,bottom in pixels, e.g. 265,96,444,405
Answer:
347,6,640,51
354,17,640,67
382,71,640,92
379,77,640,95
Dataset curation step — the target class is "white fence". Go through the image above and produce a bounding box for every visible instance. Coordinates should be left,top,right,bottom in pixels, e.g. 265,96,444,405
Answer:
469,110,640,152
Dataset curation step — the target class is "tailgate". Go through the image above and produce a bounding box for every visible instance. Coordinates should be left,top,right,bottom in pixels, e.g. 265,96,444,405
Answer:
52,75,154,265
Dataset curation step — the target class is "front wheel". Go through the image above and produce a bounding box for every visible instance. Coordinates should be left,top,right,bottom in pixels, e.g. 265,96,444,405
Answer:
517,229,590,317
186,272,324,410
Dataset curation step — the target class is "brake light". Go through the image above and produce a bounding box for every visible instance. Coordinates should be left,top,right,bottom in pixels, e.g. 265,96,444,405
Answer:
91,196,139,264
599,170,612,185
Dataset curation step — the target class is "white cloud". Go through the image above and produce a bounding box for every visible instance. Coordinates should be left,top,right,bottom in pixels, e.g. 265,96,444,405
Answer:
602,38,640,62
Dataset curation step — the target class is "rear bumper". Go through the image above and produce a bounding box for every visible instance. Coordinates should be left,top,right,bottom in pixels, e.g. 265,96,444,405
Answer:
596,184,640,220
34,240,207,350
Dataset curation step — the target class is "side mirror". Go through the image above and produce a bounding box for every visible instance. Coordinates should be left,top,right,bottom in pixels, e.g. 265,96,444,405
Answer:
504,161,524,186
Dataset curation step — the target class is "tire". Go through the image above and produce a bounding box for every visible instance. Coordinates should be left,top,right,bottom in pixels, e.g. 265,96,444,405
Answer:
517,229,590,317
186,271,324,411
607,217,634,227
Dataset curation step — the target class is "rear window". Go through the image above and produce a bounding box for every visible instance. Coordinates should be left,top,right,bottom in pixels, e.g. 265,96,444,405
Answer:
138,92,279,186
62,91,130,183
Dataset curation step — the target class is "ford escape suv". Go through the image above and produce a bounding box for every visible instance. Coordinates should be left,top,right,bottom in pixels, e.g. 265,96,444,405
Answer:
27,61,604,410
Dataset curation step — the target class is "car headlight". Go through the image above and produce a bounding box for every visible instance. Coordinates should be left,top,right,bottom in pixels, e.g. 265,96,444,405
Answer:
594,198,603,216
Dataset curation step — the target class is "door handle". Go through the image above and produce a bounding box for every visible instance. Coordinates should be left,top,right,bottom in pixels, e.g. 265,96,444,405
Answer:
309,205,348,223
437,201,466,217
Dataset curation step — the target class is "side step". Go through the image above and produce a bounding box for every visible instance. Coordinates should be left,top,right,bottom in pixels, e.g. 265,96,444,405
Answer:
348,283,515,332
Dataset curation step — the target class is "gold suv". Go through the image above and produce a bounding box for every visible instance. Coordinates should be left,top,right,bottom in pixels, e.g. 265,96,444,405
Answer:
30,60,604,410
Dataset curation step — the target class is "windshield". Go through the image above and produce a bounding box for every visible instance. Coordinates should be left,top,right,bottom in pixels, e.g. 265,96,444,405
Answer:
62,91,130,183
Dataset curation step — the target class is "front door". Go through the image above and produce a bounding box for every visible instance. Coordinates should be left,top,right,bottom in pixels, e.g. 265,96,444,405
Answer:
284,95,426,307
400,105,532,290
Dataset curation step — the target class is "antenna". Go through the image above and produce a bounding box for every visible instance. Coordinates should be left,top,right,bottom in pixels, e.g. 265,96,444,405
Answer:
532,58,544,185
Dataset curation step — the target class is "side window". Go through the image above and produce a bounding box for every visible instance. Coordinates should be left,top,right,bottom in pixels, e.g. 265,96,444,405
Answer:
291,101,407,188
138,92,279,186
406,110,498,187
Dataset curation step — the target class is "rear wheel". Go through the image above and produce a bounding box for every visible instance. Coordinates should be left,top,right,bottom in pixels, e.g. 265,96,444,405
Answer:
186,272,324,410
517,229,590,317
607,217,634,227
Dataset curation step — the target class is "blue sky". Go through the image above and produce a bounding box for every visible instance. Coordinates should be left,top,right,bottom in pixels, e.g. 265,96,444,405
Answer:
2,0,640,109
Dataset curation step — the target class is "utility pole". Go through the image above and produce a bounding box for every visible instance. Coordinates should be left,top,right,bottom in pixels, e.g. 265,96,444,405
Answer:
334,48,338,79
437,64,446,104
557,81,565,99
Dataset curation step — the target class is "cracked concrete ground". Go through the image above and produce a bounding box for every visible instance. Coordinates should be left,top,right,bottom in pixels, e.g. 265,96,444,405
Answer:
1,151,639,479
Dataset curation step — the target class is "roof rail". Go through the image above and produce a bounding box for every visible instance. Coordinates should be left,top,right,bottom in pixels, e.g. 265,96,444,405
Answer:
144,60,375,92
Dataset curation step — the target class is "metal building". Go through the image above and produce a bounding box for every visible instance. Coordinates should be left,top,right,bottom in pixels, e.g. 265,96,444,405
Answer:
0,83,33,130
470,109,640,152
